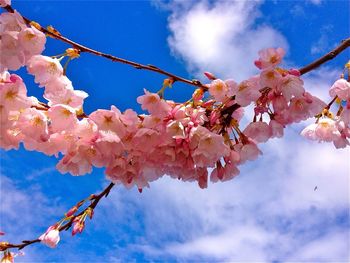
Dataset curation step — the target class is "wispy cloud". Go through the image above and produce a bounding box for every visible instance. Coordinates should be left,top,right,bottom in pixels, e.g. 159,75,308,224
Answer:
100,127,349,261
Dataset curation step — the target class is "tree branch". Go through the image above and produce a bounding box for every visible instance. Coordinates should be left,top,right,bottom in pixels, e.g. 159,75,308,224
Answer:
0,183,115,251
298,38,350,75
2,5,207,90
2,5,349,89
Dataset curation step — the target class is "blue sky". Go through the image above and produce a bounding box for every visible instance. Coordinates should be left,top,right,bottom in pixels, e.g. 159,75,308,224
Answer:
0,0,349,262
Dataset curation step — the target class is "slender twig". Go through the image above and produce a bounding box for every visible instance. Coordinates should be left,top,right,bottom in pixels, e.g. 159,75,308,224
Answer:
0,183,115,251
2,5,349,90
2,5,207,90
298,38,350,75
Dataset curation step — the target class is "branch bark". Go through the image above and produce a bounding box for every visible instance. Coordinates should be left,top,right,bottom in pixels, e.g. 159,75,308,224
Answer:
2,5,207,90
0,183,115,251
298,38,350,75
3,4,348,90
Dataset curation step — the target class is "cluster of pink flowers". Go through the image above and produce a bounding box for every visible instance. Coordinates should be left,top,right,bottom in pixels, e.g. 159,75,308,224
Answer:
0,10,46,71
301,79,350,148
0,7,347,195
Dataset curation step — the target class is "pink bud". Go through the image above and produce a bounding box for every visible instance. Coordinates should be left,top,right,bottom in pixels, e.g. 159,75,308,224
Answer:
192,88,204,101
1,251,14,263
202,99,215,108
254,60,262,69
72,219,85,236
39,226,60,248
288,68,301,76
204,71,216,80
65,206,78,217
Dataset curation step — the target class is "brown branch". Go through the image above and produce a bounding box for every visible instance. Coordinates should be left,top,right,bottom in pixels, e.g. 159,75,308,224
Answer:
0,183,115,251
2,5,349,91
2,5,207,90
298,38,350,75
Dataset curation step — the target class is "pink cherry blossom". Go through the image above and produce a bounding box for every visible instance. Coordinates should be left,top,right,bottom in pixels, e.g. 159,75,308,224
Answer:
279,74,304,101
47,104,78,132
235,76,261,106
0,32,25,71
27,55,63,86
235,140,262,164
137,89,171,117
254,47,285,69
269,119,284,138
39,226,60,248
329,79,350,101
0,72,32,110
301,118,341,143
0,0,10,7
243,121,272,143
0,12,45,71
208,79,229,101
18,27,46,57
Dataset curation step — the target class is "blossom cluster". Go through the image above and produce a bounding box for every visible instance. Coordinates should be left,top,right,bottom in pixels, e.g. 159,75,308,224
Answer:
0,8,46,71
0,9,348,195
301,78,350,148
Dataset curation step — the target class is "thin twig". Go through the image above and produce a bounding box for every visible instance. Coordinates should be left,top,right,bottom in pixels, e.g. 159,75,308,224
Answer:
298,38,350,75
0,183,115,251
2,5,207,90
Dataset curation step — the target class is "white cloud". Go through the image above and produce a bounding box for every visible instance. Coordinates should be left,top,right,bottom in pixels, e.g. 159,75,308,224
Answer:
308,0,323,5
101,126,349,261
310,25,334,55
166,1,288,81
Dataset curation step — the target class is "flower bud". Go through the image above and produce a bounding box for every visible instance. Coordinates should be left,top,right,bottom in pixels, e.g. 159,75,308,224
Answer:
65,206,78,217
72,220,85,236
39,226,60,248
204,71,216,80
192,88,204,102
1,251,14,263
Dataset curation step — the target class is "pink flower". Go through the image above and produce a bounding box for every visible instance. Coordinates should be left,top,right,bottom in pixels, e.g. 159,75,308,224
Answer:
0,0,10,7
15,108,48,151
137,89,171,117
0,72,32,111
191,126,230,167
279,74,304,101
243,121,272,143
204,71,216,80
329,79,350,101
56,148,93,176
27,55,63,86
254,47,285,69
89,107,126,139
18,27,46,57
235,140,262,164
301,118,341,143
0,32,25,71
47,104,78,132
39,226,60,248
72,217,85,236
269,119,284,138
208,79,229,101
192,88,204,102
235,76,261,106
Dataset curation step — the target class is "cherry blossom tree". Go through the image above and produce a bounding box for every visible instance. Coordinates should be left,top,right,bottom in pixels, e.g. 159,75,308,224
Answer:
0,1,349,261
